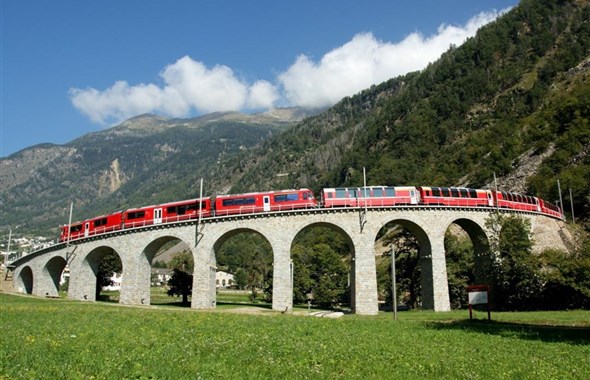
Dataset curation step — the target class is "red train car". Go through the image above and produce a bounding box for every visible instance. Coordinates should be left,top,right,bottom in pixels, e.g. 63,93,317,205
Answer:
418,187,493,207
493,191,540,213
213,189,317,216
538,199,563,219
123,197,212,228
59,211,123,242
322,186,419,207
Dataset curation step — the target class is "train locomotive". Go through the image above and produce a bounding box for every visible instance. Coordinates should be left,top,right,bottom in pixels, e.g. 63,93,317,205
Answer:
59,185,563,242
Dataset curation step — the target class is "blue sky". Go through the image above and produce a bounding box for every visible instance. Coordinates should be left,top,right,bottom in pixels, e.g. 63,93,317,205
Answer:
1,0,516,157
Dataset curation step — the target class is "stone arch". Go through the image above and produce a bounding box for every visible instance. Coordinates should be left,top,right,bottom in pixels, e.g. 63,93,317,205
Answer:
444,218,491,285
290,221,355,309
76,245,123,302
374,218,432,258
212,227,273,305
373,218,432,310
139,235,193,305
213,227,272,253
42,256,67,297
16,266,33,294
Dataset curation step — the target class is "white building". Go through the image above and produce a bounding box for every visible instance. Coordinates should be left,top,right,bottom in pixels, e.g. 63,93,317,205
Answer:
216,271,234,288
151,268,172,286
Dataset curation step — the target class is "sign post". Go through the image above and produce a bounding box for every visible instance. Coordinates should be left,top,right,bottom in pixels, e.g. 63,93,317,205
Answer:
467,285,491,320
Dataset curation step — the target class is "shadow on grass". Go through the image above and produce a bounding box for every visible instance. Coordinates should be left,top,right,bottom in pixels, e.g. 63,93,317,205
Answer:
216,301,273,310
151,300,274,310
152,301,192,308
424,319,590,345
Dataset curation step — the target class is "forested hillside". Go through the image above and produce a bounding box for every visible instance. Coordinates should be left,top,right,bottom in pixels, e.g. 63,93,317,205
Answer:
0,111,306,235
216,0,590,227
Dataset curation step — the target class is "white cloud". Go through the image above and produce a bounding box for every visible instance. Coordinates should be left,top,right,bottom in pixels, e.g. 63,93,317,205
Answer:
247,80,280,109
279,10,505,108
70,10,505,125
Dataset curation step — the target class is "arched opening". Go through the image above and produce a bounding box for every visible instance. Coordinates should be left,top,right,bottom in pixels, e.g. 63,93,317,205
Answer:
17,266,33,294
375,220,431,311
214,229,273,309
84,247,123,302
141,237,193,306
291,223,354,312
443,219,490,309
43,256,68,297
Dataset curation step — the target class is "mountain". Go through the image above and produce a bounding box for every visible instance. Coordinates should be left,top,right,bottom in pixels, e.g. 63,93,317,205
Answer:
0,108,316,235
2,0,589,239
209,0,590,227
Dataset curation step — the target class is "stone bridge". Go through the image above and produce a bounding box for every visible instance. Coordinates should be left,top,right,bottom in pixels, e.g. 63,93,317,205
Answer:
5,207,568,315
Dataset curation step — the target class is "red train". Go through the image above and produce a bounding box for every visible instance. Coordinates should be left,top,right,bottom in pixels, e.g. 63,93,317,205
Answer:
214,188,316,216
59,189,316,242
322,186,563,218
322,186,419,207
59,185,563,242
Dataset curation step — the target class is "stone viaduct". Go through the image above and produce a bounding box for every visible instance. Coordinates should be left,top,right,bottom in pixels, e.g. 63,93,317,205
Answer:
5,207,568,315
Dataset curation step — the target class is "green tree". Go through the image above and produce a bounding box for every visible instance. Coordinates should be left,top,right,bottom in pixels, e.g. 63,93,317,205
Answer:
96,251,122,300
538,239,590,309
292,243,349,308
486,214,542,310
167,252,194,304
444,230,475,309
378,227,422,309
233,268,248,290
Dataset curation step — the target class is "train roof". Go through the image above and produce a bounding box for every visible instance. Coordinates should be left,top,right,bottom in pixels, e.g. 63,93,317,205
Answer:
62,211,124,227
215,188,312,198
323,186,417,191
124,197,210,211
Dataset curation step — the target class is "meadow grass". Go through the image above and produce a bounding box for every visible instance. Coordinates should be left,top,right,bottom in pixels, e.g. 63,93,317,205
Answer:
1,293,589,379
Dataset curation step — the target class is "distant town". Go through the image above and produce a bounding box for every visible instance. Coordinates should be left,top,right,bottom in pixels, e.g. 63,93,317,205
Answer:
0,233,55,265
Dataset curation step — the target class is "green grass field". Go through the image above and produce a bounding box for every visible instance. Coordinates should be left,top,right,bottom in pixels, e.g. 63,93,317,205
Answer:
1,293,589,379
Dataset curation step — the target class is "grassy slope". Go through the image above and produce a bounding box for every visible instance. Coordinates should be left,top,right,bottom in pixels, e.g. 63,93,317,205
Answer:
1,294,588,379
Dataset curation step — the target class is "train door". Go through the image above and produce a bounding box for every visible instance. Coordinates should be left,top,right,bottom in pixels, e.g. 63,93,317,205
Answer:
487,191,494,207
263,196,271,212
154,208,162,224
84,222,90,237
410,189,418,205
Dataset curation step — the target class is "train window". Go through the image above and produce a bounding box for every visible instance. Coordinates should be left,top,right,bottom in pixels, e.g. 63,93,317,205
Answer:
384,188,395,197
275,194,299,202
459,189,468,197
451,188,460,197
468,189,477,198
94,218,108,227
303,193,308,200
70,224,82,232
335,189,346,198
167,206,178,214
223,197,255,206
127,211,145,219
432,188,441,197
441,188,451,197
